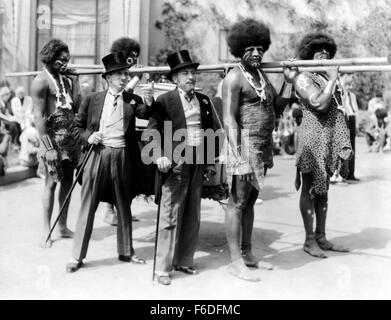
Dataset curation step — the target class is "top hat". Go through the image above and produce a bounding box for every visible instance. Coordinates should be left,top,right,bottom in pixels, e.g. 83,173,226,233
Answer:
167,50,199,80
101,52,132,79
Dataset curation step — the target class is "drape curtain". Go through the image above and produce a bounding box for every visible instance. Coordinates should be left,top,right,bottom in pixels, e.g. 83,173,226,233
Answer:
52,0,109,61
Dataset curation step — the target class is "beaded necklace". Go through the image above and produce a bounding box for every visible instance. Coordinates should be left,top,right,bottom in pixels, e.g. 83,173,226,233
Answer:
44,68,72,110
238,63,267,101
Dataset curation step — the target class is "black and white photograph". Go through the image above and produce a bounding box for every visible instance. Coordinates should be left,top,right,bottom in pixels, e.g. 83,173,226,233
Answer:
0,0,390,303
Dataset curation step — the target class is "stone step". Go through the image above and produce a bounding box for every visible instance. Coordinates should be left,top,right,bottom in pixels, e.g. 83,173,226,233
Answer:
0,165,38,186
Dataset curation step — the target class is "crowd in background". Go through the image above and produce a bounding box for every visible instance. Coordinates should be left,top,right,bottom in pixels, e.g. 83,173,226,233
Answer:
1,71,391,179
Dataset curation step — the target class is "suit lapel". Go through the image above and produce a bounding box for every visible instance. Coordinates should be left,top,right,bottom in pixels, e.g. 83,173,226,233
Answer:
195,92,210,129
93,91,106,131
167,88,186,129
123,92,134,132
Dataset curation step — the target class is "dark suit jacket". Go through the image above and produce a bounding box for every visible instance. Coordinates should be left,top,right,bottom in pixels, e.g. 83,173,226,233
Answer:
146,88,215,202
72,90,154,195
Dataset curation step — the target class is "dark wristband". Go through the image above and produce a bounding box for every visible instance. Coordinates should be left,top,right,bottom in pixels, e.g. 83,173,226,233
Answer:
41,135,54,151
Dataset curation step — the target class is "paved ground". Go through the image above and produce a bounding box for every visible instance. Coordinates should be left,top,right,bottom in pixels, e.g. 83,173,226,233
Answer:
0,137,390,300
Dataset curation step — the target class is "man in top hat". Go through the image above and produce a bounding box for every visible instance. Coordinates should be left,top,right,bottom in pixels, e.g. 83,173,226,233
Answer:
145,50,216,285
66,50,155,272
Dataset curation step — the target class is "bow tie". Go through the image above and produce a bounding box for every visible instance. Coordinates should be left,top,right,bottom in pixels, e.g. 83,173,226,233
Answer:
184,91,195,103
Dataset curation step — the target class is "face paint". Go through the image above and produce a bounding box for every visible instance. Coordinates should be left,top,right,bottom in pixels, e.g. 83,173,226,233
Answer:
242,46,264,68
313,49,330,60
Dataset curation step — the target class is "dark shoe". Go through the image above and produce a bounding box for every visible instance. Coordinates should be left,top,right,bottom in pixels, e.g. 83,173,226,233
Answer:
118,255,146,264
155,274,171,285
175,265,199,275
347,176,360,182
66,261,83,273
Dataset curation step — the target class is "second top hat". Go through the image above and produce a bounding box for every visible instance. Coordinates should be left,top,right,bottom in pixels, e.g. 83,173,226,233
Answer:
101,52,132,79
167,50,199,80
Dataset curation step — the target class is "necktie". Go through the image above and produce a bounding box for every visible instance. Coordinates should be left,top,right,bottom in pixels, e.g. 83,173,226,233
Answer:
184,91,195,103
110,93,121,115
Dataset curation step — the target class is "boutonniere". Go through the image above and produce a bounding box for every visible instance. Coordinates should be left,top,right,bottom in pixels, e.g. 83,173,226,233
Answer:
203,99,209,105
130,99,136,105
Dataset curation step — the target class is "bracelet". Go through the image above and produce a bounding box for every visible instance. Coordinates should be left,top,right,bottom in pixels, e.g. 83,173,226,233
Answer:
41,134,54,151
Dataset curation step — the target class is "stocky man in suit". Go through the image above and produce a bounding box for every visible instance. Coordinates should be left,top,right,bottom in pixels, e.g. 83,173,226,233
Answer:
145,50,216,285
66,51,155,273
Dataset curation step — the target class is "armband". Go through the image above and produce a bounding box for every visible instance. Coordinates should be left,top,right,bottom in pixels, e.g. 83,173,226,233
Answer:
41,134,54,151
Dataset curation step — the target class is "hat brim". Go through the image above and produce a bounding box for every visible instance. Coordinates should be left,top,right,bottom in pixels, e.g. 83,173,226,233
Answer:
167,62,200,80
102,65,131,79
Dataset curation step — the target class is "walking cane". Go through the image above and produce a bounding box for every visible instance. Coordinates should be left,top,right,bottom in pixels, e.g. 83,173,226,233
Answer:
45,144,94,244
152,195,161,284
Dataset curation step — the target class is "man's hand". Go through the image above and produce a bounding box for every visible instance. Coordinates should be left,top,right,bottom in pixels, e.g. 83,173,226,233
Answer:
141,81,155,106
204,165,217,182
326,66,340,82
283,66,299,84
87,132,103,145
156,156,171,173
45,149,59,167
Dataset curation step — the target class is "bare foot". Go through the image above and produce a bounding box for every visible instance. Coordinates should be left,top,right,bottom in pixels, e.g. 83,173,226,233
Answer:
39,237,53,248
228,259,261,282
317,238,350,252
57,228,74,239
242,250,273,270
258,260,274,270
242,250,259,268
303,239,328,258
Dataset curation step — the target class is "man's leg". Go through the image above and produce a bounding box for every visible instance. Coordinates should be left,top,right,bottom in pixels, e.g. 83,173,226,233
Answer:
314,193,350,252
300,173,327,258
225,176,260,281
57,160,74,238
71,151,101,262
112,149,134,258
40,169,56,248
240,187,272,269
348,116,357,179
174,164,203,270
104,203,118,226
155,164,189,279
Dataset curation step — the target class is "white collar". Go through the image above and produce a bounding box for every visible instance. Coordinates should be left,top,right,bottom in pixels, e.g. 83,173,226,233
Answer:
108,88,124,97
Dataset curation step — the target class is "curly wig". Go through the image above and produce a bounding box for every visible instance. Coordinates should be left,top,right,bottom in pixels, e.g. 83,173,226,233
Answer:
110,37,140,58
226,19,271,58
40,39,69,65
297,33,337,60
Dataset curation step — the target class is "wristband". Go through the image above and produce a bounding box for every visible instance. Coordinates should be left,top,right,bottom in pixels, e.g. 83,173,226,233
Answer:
41,134,54,151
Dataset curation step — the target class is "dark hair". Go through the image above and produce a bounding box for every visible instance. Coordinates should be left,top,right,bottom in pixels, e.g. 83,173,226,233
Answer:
110,37,140,57
375,107,388,119
227,18,271,58
40,38,69,65
297,33,337,60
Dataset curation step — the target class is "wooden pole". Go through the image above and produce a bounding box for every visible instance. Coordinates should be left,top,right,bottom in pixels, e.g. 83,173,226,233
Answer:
5,60,391,78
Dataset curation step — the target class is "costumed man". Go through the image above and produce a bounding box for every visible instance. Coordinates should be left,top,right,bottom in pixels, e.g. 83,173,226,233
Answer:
284,33,351,258
222,19,288,282
145,50,216,285
340,73,359,181
65,51,155,273
103,37,144,226
31,39,81,248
